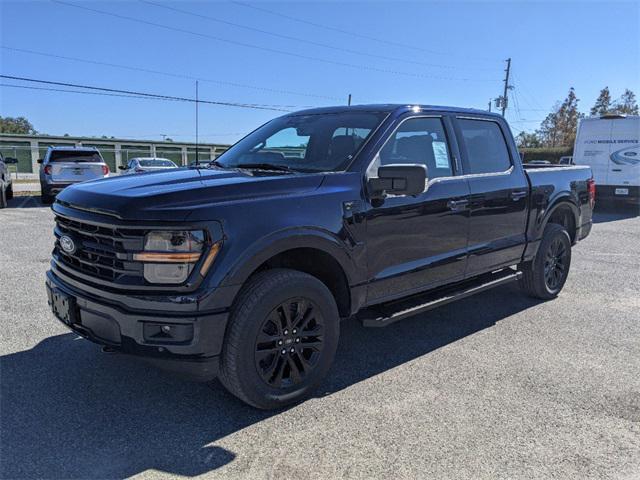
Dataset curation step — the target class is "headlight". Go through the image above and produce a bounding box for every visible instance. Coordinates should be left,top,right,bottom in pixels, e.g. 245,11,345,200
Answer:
133,230,210,284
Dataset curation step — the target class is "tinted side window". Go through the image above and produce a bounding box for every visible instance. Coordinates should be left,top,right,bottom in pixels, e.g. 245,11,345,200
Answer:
458,119,511,174
371,117,453,179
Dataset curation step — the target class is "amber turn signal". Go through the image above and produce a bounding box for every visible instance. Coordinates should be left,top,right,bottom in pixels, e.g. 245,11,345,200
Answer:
133,252,202,263
199,242,222,276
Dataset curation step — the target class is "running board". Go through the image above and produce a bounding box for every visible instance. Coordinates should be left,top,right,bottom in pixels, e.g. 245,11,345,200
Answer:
359,269,522,328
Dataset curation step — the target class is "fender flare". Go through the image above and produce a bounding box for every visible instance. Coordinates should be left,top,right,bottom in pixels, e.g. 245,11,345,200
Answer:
219,227,357,289
523,193,580,262
538,194,580,240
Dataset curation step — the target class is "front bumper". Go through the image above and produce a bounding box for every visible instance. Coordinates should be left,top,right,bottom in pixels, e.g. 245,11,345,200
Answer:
46,270,228,381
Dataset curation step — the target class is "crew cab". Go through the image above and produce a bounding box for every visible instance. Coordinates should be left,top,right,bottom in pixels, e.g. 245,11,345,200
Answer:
46,105,595,409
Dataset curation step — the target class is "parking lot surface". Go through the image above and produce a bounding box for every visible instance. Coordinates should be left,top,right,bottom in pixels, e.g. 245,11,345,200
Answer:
1,198,639,479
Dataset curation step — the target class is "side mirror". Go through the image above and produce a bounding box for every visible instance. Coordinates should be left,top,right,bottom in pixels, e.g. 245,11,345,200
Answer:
37,158,43,164
4,157,18,164
118,165,127,170
368,164,427,197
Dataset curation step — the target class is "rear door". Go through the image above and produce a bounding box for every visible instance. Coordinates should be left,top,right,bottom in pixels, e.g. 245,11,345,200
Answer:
454,116,529,277
607,117,640,191
364,114,471,304
574,119,611,186
49,151,105,182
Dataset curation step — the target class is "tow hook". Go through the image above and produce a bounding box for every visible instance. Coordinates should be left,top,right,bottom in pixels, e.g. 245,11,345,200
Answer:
101,345,118,354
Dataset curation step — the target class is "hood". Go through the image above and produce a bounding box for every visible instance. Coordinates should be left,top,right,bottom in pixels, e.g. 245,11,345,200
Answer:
57,168,325,221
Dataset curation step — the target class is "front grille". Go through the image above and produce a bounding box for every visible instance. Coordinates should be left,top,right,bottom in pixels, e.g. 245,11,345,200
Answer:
53,214,145,284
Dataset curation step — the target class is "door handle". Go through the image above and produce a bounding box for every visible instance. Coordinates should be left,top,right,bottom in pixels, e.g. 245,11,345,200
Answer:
447,199,469,211
511,190,527,200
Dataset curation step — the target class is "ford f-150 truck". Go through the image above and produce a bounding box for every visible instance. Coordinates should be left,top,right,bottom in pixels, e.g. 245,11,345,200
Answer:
46,105,595,409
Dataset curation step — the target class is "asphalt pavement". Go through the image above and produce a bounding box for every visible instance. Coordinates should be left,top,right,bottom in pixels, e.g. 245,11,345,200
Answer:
1,198,639,479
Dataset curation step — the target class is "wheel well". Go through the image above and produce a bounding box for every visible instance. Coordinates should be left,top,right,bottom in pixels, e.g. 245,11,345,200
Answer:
253,248,351,317
548,204,577,242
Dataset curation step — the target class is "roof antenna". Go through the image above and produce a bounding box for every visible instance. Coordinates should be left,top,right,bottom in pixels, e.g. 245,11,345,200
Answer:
347,93,352,106
195,80,199,166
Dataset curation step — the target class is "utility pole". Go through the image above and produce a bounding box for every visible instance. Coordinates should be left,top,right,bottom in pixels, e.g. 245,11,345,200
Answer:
347,93,352,106
501,58,511,116
195,80,199,166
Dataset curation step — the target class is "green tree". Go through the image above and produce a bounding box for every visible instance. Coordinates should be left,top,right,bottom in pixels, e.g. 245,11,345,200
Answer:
537,109,560,147
515,131,542,148
590,87,612,116
538,88,583,147
0,116,37,134
613,89,639,115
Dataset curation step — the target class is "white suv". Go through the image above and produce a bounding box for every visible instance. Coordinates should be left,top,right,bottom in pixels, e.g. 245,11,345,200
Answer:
39,146,110,203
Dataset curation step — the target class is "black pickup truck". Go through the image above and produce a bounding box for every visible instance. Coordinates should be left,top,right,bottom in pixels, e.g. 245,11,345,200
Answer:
47,105,595,409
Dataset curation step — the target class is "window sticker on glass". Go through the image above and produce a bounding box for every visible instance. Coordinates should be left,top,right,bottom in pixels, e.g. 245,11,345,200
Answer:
432,141,450,169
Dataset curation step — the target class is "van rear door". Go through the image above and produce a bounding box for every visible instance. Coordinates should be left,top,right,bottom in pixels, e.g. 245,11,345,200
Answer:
607,117,640,192
574,118,611,186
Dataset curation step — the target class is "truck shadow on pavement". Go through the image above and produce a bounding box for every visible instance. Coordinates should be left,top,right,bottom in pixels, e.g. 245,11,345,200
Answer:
1,284,542,478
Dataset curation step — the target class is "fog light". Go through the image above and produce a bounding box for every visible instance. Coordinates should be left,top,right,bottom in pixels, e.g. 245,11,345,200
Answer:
143,322,193,343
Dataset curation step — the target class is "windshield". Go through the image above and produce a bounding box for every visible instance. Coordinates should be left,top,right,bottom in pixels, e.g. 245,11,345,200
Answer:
215,111,388,172
139,159,176,167
49,150,103,163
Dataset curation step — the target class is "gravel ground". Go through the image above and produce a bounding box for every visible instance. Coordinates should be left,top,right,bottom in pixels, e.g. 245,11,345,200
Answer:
1,198,639,480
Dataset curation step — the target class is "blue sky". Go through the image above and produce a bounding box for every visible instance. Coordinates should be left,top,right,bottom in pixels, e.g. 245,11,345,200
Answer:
1,0,638,145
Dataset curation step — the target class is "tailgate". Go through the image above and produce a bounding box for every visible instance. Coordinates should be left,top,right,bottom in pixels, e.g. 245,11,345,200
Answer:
51,162,105,182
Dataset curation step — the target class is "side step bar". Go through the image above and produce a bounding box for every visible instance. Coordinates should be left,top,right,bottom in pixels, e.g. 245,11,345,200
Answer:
359,269,522,328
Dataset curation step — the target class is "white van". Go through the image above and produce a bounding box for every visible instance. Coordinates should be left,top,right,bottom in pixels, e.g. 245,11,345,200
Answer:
573,115,639,204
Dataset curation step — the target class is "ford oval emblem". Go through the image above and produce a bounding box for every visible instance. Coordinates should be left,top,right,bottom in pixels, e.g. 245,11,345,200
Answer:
59,235,77,254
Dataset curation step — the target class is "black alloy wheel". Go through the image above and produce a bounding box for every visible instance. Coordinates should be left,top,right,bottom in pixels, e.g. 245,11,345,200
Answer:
543,236,568,291
218,268,340,409
254,298,324,388
520,223,572,300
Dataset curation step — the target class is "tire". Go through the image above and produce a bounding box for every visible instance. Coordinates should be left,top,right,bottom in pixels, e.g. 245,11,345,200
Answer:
6,183,13,200
41,193,54,204
521,223,572,300
219,268,340,409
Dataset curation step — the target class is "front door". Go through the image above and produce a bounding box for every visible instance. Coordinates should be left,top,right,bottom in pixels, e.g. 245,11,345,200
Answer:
365,116,471,305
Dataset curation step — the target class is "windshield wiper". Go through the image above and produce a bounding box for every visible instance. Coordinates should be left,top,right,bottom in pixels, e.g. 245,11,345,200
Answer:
235,162,295,173
207,159,226,169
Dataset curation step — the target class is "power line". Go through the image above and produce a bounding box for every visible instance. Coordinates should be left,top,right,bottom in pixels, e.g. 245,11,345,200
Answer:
1,46,333,103
510,87,523,121
0,83,177,102
52,0,500,82
511,72,546,111
141,0,497,72
230,0,501,63
0,81,301,109
0,75,291,112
